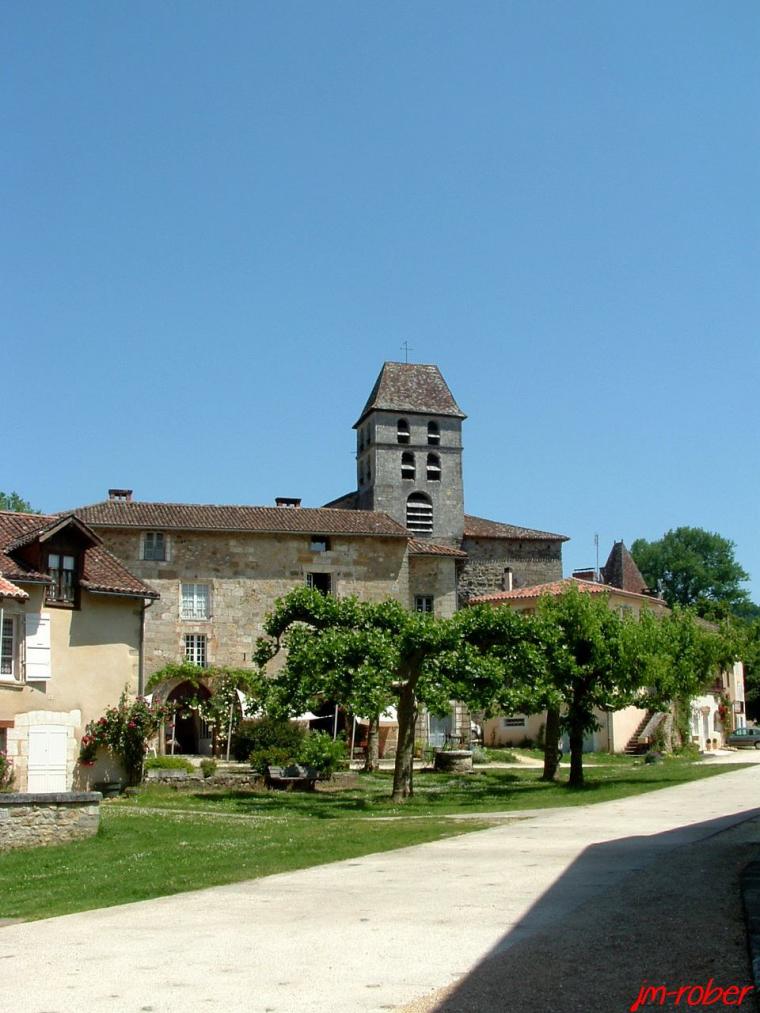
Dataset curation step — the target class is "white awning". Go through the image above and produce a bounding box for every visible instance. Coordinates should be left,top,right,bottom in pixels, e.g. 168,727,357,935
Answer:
355,707,398,727
289,711,320,723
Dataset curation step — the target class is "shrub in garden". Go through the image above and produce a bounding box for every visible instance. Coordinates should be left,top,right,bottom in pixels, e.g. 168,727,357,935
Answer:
298,731,348,778
233,716,306,769
144,756,194,773
0,750,14,792
200,758,217,778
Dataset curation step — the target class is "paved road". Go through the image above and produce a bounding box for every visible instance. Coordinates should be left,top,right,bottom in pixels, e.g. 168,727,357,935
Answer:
1,764,759,1013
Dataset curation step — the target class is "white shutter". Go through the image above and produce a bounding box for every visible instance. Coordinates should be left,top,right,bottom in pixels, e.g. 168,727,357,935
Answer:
25,612,52,681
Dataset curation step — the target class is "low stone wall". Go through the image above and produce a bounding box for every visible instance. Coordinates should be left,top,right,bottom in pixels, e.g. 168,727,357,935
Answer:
434,750,473,774
0,793,101,851
145,769,265,790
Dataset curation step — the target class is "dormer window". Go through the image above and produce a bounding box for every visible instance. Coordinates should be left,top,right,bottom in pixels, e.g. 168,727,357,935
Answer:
401,452,416,480
397,419,410,444
46,552,76,604
427,421,440,445
426,453,441,481
143,531,166,561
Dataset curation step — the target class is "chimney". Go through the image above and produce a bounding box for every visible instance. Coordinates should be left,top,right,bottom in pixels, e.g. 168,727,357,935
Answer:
108,489,133,502
572,568,597,582
501,567,513,592
275,497,301,508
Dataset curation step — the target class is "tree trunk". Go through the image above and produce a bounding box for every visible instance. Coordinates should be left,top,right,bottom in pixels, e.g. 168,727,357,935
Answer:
568,720,585,788
391,683,417,801
363,717,380,773
541,708,561,782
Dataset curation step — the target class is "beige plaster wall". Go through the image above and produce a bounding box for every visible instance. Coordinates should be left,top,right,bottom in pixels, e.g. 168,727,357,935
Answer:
408,556,458,618
0,586,142,790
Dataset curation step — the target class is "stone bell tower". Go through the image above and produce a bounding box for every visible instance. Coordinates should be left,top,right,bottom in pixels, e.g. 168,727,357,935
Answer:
354,362,466,546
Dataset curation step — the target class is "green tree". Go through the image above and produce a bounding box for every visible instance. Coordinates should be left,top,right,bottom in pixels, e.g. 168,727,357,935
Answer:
255,588,519,801
530,589,664,787
0,491,39,513
631,527,750,616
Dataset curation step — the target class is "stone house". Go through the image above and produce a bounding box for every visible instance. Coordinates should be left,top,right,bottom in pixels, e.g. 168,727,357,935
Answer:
472,541,746,753
68,362,568,752
0,511,157,790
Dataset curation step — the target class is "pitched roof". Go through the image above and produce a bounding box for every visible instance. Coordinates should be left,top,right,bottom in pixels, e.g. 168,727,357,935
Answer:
0,511,158,599
0,576,28,600
469,577,667,607
408,539,468,559
355,362,466,427
66,500,409,538
601,541,649,594
463,514,569,542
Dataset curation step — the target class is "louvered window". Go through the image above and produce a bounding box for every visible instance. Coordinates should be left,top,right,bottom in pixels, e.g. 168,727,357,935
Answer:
401,452,416,480
426,453,441,481
406,493,433,533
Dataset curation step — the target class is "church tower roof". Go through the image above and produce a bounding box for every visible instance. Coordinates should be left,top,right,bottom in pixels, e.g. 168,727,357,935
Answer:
354,362,466,427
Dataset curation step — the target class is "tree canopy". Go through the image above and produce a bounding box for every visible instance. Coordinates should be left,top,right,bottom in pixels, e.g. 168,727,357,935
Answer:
0,491,38,513
254,587,529,800
631,527,750,617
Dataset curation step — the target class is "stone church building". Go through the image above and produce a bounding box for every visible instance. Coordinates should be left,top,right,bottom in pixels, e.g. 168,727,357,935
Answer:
71,362,567,751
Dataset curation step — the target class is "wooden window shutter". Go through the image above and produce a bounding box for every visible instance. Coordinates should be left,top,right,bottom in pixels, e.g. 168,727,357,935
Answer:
25,612,52,681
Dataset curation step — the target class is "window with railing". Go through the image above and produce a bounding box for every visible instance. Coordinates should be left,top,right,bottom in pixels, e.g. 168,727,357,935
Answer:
46,553,76,604
181,583,210,620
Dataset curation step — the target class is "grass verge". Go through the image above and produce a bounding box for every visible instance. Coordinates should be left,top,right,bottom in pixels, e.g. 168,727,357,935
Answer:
0,759,748,922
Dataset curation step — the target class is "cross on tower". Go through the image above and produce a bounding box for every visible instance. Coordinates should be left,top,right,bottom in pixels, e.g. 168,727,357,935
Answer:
400,340,414,363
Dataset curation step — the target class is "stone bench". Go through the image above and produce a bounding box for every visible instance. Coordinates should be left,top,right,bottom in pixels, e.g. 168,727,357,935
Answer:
266,764,318,791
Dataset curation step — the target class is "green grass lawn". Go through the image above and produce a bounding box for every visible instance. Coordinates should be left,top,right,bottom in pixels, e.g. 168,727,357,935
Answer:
0,759,748,922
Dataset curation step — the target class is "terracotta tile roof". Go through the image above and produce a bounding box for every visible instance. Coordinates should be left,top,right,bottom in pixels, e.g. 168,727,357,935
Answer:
463,514,569,542
66,500,409,538
355,362,466,426
469,577,667,607
0,576,28,600
408,539,468,559
0,511,158,600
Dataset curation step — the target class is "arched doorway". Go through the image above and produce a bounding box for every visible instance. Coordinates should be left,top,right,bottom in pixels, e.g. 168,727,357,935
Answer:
166,681,212,755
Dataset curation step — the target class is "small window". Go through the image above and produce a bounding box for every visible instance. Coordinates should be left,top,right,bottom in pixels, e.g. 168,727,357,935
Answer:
181,583,210,620
397,419,410,444
401,452,416,480
426,453,441,481
1,616,18,680
503,716,526,728
415,596,434,613
184,633,207,667
46,553,76,604
310,536,331,553
143,531,166,561
427,421,440,445
306,572,332,595
406,493,433,533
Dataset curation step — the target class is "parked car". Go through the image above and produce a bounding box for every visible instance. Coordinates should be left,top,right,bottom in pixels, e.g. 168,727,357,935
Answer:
726,727,760,749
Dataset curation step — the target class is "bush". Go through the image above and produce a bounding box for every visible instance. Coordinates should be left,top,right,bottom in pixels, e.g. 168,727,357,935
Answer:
298,732,348,778
144,756,194,773
234,717,306,770
200,758,217,778
79,693,170,785
250,746,294,774
0,750,14,792
471,745,489,764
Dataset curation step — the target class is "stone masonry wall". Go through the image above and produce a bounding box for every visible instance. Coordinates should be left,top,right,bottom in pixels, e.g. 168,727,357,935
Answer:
458,538,563,605
0,793,101,851
95,529,412,678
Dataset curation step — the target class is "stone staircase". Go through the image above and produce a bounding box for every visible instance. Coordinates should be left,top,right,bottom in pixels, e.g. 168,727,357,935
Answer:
624,711,654,755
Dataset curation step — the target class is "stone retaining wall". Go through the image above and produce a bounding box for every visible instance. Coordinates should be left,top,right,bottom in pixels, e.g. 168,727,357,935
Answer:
0,793,101,851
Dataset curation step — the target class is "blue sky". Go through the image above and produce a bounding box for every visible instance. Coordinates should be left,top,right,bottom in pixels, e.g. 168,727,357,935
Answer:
3,2,759,599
